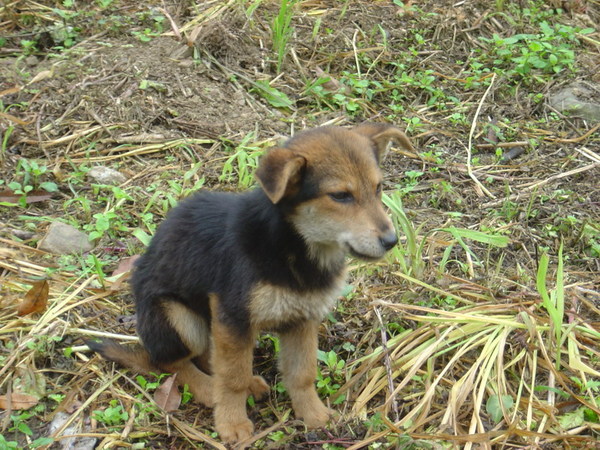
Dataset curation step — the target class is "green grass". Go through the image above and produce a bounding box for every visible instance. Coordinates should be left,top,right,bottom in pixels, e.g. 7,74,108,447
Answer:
271,0,296,72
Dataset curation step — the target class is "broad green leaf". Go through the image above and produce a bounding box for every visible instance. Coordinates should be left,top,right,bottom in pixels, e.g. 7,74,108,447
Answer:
486,394,513,423
558,407,585,430
133,228,152,246
252,80,294,109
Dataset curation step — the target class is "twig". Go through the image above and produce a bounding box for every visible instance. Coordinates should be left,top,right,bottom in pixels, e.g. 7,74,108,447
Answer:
574,147,600,163
352,30,361,78
482,162,600,208
373,306,400,422
466,73,496,198
476,141,529,149
160,5,181,41
544,123,599,144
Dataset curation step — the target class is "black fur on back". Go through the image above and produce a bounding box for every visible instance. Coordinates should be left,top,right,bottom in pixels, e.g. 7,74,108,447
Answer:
131,188,344,364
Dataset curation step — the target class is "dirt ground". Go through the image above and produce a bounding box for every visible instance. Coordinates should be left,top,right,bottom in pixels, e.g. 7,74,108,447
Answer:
1,0,599,448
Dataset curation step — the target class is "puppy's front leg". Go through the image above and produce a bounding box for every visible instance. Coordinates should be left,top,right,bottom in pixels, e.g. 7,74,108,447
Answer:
211,321,255,443
279,320,334,428
210,296,259,443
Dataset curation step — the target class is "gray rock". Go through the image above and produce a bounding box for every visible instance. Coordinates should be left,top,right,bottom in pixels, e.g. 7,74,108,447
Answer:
87,166,127,185
24,55,39,66
38,222,95,254
548,82,600,122
48,412,97,450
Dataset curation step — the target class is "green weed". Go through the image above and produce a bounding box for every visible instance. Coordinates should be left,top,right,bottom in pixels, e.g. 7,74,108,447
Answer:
271,0,296,72
536,243,564,364
1,123,13,162
437,226,509,275
479,22,594,80
2,159,58,207
383,191,425,278
0,435,18,449
250,80,294,109
317,350,346,403
93,399,129,427
220,133,264,189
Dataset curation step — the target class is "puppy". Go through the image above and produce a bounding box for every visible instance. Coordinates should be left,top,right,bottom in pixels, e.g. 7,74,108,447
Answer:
87,123,414,443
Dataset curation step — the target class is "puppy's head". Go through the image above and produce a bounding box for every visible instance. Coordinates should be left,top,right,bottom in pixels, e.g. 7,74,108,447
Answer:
256,123,414,265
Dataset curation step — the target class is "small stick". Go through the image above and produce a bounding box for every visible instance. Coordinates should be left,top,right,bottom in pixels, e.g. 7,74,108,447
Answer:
160,6,181,41
481,162,599,208
476,141,529,149
373,306,400,422
544,123,600,144
467,73,496,198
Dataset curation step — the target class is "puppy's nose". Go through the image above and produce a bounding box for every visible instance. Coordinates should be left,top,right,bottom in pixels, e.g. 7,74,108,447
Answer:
379,230,398,251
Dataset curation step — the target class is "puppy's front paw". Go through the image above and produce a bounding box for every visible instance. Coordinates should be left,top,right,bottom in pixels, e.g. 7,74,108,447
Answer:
301,401,336,429
216,418,254,444
248,375,269,400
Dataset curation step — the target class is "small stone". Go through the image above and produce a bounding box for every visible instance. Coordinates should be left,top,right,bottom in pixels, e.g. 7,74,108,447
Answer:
38,222,95,255
87,166,127,185
49,412,97,450
548,82,600,122
24,55,39,66
11,229,36,240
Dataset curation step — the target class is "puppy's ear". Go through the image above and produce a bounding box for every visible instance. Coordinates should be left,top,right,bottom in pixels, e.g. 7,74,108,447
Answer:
256,147,306,204
353,122,415,162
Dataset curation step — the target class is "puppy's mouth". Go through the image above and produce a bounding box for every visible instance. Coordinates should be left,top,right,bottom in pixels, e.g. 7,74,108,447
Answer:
347,245,383,261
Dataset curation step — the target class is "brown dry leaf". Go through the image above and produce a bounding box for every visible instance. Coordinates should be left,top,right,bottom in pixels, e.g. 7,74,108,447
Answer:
154,374,181,412
0,189,53,204
0,111,32,126
314,66,348,93
17,280,49,316
112,255,140,277
27,69,53,85
107,255,140,291
0,393,39,410
0,86,22,97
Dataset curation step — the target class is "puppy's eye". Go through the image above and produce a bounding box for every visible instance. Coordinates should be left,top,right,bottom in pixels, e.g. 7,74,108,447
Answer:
328,192,354,203
376,183,383,195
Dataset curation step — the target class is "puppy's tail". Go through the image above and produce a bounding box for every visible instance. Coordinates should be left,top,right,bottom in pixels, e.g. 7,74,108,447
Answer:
85,338,156,374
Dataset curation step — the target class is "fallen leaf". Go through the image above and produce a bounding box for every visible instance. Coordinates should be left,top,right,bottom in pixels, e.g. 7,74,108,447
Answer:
0,393,39,410
0,111,32,126
314,66,347,93
14,364,47,399
0,85,23,97
28,69,54,85
112,255,140,277
0,189,53,204
17,280,49,316
154,374,181,412
105,256,140,291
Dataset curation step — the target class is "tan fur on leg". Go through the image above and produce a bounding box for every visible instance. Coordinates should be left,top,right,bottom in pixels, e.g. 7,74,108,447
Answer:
164,359,214,407
210,294,256,443
279,320,334,428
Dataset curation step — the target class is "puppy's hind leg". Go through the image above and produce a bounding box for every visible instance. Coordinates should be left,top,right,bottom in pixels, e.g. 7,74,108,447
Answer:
163,357,214,407
159,300,214,407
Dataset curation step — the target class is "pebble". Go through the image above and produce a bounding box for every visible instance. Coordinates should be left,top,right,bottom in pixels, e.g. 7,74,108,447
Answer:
87,166,127,185
38,222,95,254
548,82,600,122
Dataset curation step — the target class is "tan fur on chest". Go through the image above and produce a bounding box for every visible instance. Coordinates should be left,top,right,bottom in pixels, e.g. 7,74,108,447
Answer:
249,272,346,330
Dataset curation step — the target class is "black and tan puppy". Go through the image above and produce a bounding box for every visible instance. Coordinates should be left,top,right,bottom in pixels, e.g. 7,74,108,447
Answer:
87,123,414,443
